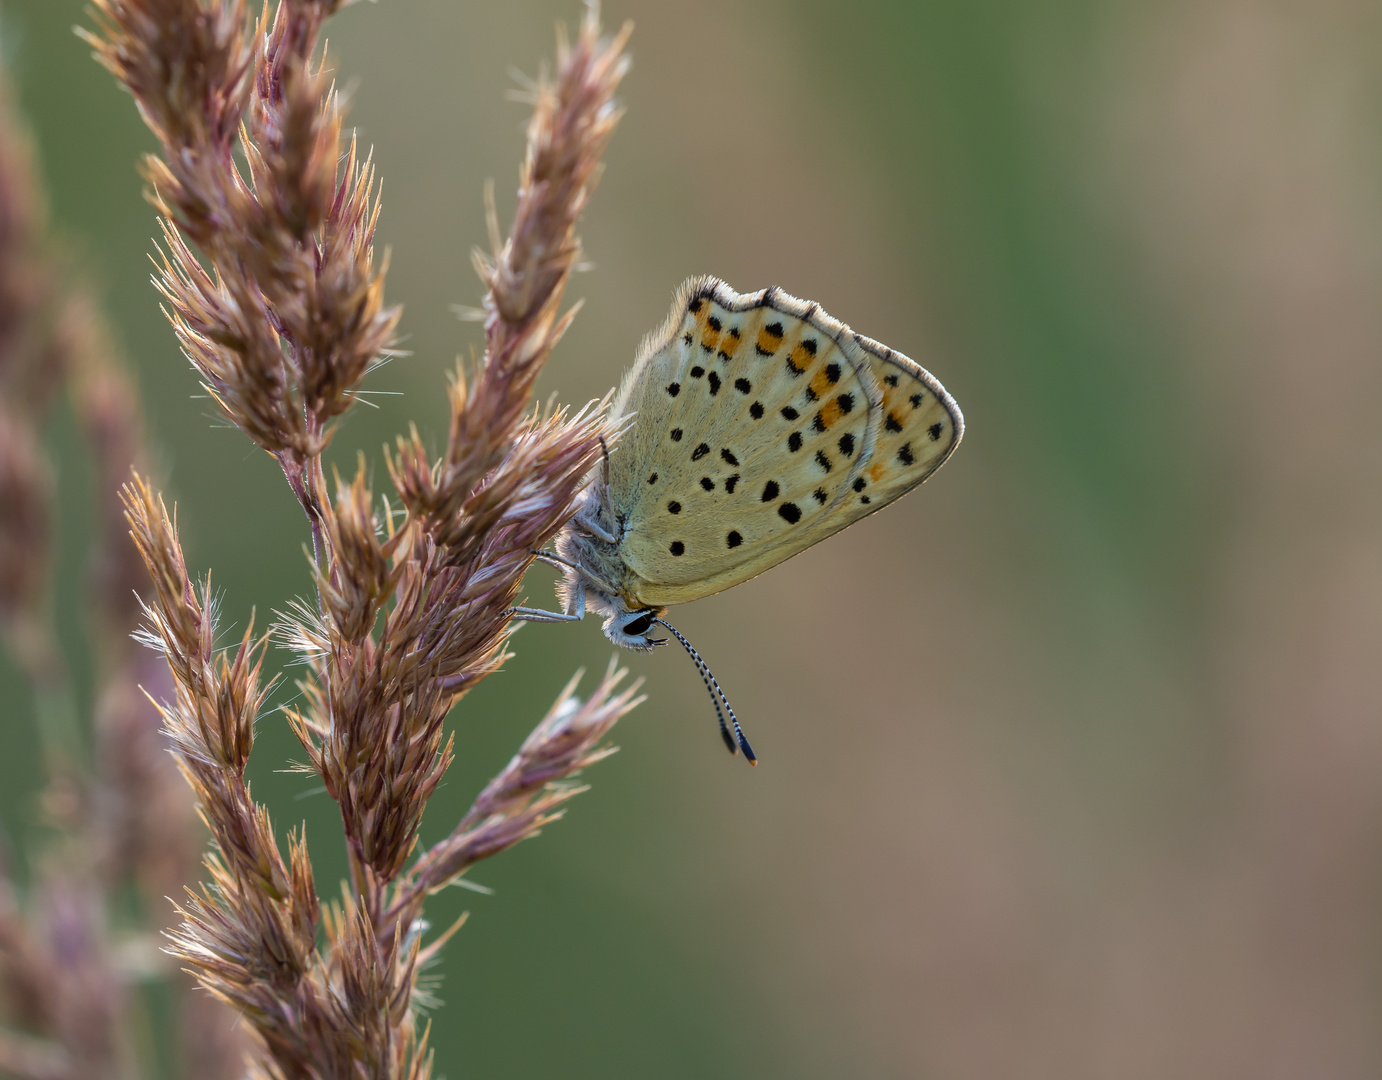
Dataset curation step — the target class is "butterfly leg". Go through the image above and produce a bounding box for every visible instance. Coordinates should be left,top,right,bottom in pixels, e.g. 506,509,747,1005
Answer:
579,516,618,544
510,579,586,624
566,436,620,544
527,549,621,597
509,606,584,623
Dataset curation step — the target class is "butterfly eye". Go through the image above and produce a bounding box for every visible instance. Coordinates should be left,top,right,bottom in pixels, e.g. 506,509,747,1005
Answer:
621,612,656,637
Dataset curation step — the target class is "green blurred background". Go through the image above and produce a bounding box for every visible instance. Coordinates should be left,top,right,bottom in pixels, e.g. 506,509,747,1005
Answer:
4,0,1382,1076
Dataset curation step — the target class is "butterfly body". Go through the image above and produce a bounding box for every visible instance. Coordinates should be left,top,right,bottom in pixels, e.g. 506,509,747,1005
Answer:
541,276,964,651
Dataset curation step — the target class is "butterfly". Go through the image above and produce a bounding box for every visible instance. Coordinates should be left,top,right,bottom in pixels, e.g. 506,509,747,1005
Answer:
516,277,963,762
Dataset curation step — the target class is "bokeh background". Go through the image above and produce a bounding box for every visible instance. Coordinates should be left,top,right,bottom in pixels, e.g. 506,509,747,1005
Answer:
3,0,1382,1076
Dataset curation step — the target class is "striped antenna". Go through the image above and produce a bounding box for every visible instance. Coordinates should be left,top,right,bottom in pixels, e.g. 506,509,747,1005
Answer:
656,618,757,765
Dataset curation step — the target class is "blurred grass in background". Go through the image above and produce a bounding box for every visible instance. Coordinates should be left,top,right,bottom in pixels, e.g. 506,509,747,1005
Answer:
4,0,1382,1076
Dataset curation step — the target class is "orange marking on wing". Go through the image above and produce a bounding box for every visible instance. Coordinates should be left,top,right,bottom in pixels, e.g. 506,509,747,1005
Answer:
718,330,741,359
701,327,721,352
817,399,843,429
869,461,887,483
809,366,833,399
757,326,784,355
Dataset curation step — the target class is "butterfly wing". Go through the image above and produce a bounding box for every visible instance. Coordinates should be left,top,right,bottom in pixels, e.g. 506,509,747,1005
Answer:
608,278,963,608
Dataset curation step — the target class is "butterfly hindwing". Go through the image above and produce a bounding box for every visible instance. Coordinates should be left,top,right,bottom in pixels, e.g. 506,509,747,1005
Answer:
849,337,961,512
607,278,962,607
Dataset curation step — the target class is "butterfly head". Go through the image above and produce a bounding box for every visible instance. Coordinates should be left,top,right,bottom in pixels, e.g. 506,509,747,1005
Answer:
603,599,759,763
603,606,667,651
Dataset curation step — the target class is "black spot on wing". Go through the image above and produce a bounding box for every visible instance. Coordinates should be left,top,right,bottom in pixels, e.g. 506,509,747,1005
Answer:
671,428,683,441
692,442,710,461
815,449,833,472
720,448,739,466
837,393,855,414
778,502,802,524
670,540,685,556
787,432,803,452
726,530,742,548
852,477,867,492
750,401,765,419
734,377,751,394
910,392,924,408
898,443,915,466
885,414,903,433
708,315,722,331
666,382,680,397
884,373,899,387
682,332,693,345
708,372,721,395
648,472,658,484
690,365,705,378
780,406,799,421
824,362,841,384
761,480,779,502
725,474,739,494
813,488,828,504
838,433,855,456
928,422,944,441
701,477,714,491
667,501,681,514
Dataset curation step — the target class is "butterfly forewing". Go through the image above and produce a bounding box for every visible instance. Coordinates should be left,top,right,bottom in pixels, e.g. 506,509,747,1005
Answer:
607,279,961,608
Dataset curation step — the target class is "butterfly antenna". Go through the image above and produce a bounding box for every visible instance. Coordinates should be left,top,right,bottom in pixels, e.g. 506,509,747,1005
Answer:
655,618,757,765
658,620,737,758
596,433,617,528
597,433,612,483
